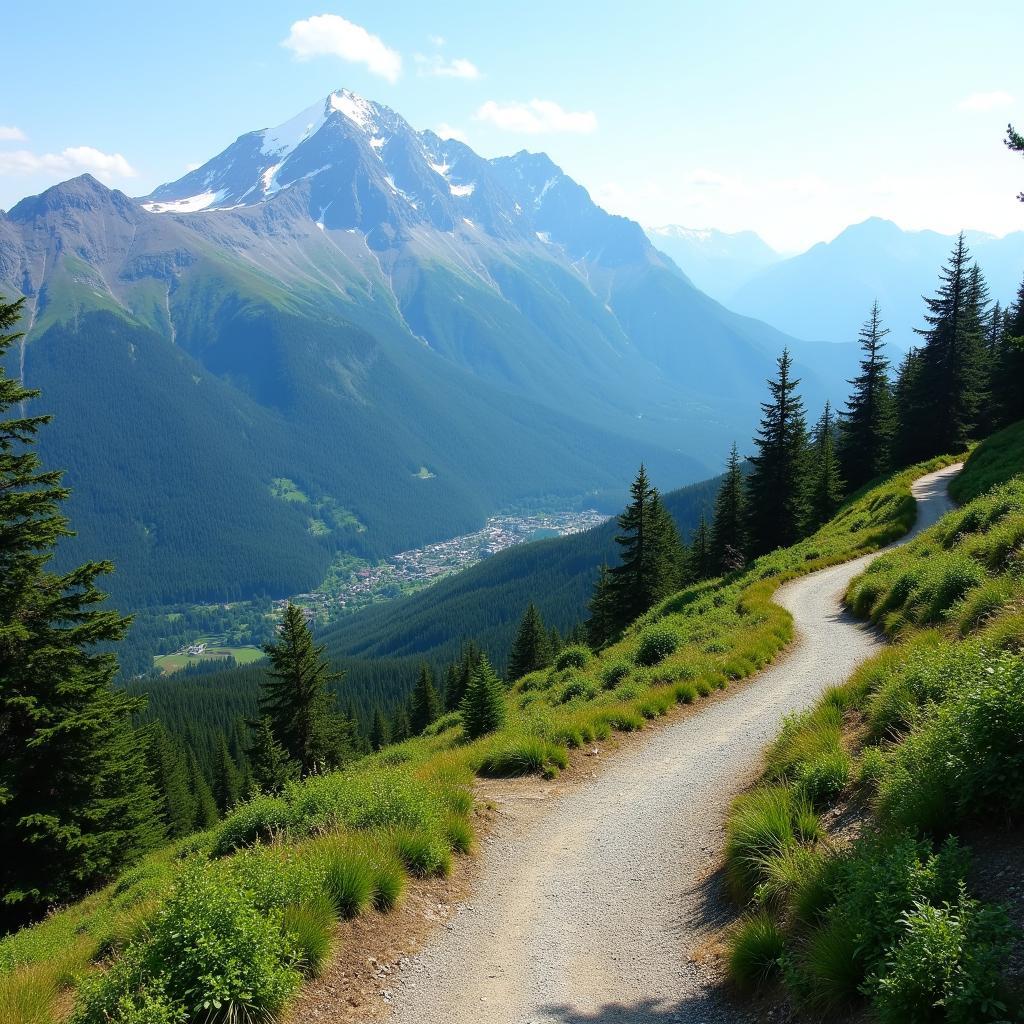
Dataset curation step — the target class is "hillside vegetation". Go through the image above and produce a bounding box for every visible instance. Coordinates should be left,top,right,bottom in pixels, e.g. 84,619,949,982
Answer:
724,423,1024,1021
0,454,955,1024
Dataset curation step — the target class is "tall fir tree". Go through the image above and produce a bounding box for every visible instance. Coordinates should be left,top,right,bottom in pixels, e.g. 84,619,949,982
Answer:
1007,123,1024,202
992,274,1024,429
892,347,930,467
746,349,810,555
507,603,552,680
460,654,507,739
607,465,684,630
258,604,348,775
710,443,747,574
369,707,392,751
687,514,715,581
391,705,412,744
586,564,617,648
212,733,241,813
911,236,990,455
442,663,461,713
188,753,219,831
246,716,297,795
806,402,845,529
0,296,163,929
409,663,441,734
838,301,894,490
147,723,196,840
445,642,482,712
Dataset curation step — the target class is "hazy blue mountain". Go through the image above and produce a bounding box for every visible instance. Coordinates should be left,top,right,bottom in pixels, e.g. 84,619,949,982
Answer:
0,89,850,608
729,217,1024,347
645,225,781,301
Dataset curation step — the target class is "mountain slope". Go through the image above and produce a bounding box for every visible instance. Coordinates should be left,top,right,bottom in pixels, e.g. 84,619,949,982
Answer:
730,217,1024,345
0,89,851,608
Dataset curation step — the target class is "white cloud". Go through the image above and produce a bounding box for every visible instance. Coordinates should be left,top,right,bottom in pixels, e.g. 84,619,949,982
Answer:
475,99,597,135
0,145,136,182
0,126,26,142
956,90,1014,112
415,54,480,79
436,122,469,144
428,34,446,47
282,14,401,82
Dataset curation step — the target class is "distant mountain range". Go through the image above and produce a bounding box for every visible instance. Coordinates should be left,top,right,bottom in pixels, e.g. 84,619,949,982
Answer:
649,218,1024,347
0,89,852,608
644,225,782,301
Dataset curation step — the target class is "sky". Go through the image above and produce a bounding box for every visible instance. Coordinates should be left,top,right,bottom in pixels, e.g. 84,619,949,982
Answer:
2,0,1022,252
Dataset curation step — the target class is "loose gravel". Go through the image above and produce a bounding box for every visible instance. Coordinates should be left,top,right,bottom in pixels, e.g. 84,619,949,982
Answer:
384,465,960,1024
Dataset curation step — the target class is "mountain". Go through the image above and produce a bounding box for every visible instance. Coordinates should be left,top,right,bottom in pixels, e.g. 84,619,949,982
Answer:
729,217,1024,346
645,225,781,301
0,89,848,610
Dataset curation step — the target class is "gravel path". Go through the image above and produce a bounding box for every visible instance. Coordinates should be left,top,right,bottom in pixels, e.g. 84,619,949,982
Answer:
385,464,960,1024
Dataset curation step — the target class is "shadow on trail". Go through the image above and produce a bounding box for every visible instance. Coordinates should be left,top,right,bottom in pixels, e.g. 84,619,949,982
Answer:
539,990,751,1023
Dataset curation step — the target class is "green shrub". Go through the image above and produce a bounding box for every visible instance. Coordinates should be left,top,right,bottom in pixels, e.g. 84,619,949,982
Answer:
869,890,1016,1024
921,556,987,622
476,736,567,777
856,745,887,791
443,814,474,855
557,676,598,703
370,851,407,912
72,949,184,1024
280,897,335,977
797,916,863,1010
957,578,1017,635
794,748,852,808
213,794,290,854
554,645,591,670
2,966,61,1024
318,843,376,919
727,914,785,989
389,828,452,877
600,660,631,688
634,626,680,667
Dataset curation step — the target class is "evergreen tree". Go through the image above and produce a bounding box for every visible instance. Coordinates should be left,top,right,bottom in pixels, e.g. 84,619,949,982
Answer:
391,704,412,744
892,347,930,467
912,236,989,455
442,663,461,713
507,603,552,680
369,707,391,751
686,514,714,581
0,296,163,929
188,753,219,831
992,275,1024,429
258,604,346,775
212,733,241,813
806,402,845,529
710,443,747,574
409,663,441,733
838,301,894,490
445,642,482,713
607,465,684,629
746,349,810,554
548,626,563,657
147,723,196,840
460,654,507,739
246,716,297,795
587,564,617,648
1007,122,1024,202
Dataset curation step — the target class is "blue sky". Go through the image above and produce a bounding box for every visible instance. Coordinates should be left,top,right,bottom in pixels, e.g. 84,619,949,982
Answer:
2,0,1022,250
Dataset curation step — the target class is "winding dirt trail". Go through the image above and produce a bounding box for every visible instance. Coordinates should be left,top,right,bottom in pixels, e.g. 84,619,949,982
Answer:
384,464,960,1024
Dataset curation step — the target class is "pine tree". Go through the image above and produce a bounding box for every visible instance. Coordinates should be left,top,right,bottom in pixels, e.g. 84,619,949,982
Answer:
258,604,346,775
806,402,845,529
1007,122,1024,202
442,663,461,713
147,723,196,839
0,296,163,929
710,443,747,574
686,514,714,581
409,663,441,733
548,627,563,657
746,349,810,554
507,603,552,680
587,564,617,647
892,347,930,467
246,716,297,795
912,236,989,455
838,301,894,490
369,707,391,751
460,654,507,739
212,733,241,813
188,753,219,830
391,705,411,743
607,465,684,629
992,275,1024,429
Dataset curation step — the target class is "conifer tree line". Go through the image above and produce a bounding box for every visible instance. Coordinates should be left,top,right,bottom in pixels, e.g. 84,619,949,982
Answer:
584,239,1024,650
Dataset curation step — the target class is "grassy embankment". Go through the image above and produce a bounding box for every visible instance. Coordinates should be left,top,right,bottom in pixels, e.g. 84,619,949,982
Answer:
725,420,1024,1023
0,454,956,1024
